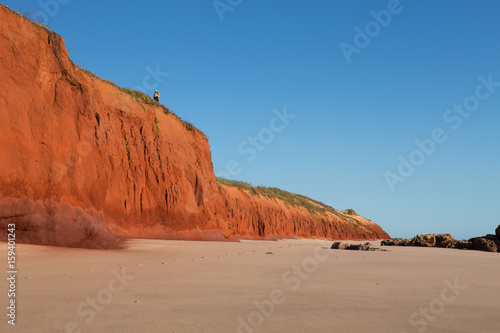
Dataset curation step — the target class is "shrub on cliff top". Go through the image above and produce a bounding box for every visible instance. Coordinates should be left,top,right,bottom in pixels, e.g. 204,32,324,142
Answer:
217,177,335,216
216,177,364,228
6,5,51,30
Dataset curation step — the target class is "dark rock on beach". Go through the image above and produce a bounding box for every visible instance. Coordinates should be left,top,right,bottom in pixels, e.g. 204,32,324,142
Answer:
454,240,473,250
347,243,372,251
438,239,457,248
381,238,412,246
412,234,437,247
331,242,352,250
473,238,498,253
380,227,500,253
331,242,386,251
435,233,455,247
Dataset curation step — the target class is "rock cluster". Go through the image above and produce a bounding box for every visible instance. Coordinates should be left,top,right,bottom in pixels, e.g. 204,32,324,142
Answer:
380,226,500,253
331,242,386,251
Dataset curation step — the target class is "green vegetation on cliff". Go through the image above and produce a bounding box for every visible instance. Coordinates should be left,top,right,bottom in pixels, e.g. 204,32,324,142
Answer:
216,177,362,226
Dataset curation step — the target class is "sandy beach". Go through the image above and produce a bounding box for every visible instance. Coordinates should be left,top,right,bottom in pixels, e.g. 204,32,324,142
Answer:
1,239,499,333
1,2,499,333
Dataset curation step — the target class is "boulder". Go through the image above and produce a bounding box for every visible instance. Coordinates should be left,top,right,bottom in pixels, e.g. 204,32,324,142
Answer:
343,209,358,216
381,238,412,246
472,238,498,253
438,239,457,248
331,242,352,250
412,234,436,247
435,233,455,247
494,240,500,253
332,242,384,251
455,240,473,250
395,238,412,246
496,225,500,240
347,242,372,251
469,235,498,243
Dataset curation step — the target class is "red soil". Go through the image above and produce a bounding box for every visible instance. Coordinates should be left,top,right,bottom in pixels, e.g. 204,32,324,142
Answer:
0,6,390,248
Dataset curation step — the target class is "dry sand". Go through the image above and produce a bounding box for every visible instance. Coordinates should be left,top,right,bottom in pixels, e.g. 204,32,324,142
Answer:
1,238,499,333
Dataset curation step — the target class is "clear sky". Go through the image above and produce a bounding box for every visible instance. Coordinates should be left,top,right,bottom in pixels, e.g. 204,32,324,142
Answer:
3,0,499,239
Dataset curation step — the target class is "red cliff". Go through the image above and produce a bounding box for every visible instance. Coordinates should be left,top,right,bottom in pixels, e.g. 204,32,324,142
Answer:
0,6,390,248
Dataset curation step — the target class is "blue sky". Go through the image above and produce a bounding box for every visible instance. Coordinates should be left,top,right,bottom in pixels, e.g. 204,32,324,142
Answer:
3,0,499,239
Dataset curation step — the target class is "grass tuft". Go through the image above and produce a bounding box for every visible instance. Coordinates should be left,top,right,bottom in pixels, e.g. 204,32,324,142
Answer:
154,116,161,136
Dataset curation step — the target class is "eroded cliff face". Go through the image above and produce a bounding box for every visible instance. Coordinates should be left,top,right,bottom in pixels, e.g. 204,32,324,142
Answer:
216,185,389,240
0,6,389,248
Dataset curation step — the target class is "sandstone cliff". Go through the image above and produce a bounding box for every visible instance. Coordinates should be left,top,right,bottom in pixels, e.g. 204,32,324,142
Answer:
0,5,390,248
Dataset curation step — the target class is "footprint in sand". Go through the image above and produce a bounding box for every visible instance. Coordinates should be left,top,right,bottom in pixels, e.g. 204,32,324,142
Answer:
64,273,71,276
136,264,144,267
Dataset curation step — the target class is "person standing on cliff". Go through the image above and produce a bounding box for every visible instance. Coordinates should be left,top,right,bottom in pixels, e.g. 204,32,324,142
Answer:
154,90,160,103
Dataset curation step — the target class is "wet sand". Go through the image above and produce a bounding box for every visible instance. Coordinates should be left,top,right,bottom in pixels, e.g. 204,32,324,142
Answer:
0,239,499,333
